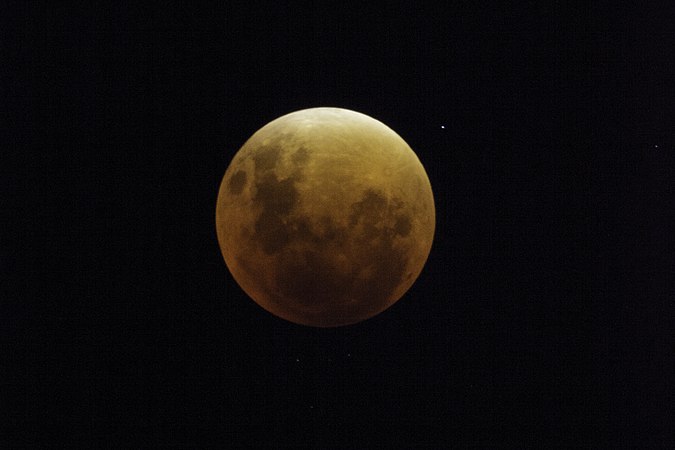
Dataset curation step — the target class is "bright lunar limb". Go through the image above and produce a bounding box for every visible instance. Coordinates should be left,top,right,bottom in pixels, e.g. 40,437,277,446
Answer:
215,107,435,327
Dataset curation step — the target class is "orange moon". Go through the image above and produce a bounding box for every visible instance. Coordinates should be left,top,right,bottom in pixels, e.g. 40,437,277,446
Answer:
215,108,435,327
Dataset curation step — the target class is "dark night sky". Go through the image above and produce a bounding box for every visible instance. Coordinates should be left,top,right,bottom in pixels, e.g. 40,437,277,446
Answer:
8,2,673,447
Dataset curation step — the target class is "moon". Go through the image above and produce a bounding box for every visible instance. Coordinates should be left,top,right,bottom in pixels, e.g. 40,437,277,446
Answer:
216,107,435,327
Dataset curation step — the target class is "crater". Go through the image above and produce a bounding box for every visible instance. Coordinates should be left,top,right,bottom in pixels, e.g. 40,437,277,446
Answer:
228,170,247,195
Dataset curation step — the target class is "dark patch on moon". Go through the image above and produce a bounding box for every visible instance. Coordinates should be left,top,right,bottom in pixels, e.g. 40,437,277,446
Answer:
255,211,292,254
274,228,409,319
255,174,298,216
292,146,310,165
271,188,411,318
252,145,281,173
347,189,411,303
349,189,387,227
317,215,348,245
276,250,353,310
248,170,413,320
290,216,328,247
252,173,300,255
236,255,256,278
228,170,247,195
275,213,349,257
291,218,315,243
355,230,409,307
394,214,412,236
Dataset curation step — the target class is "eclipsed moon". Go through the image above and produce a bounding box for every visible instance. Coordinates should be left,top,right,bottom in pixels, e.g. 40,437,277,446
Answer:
215,107,435,327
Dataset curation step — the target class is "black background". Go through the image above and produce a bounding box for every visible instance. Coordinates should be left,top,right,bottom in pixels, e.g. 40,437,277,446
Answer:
8,2,673,448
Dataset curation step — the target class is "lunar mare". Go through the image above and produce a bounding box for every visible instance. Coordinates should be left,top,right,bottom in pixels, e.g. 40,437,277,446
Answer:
216,107,435,327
